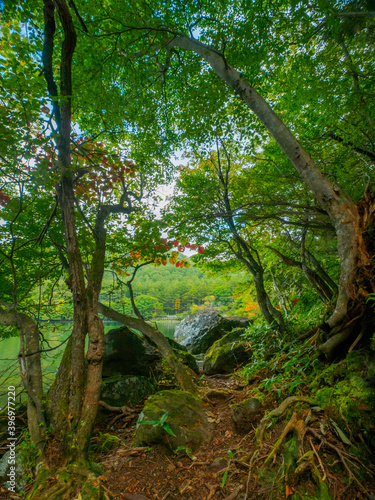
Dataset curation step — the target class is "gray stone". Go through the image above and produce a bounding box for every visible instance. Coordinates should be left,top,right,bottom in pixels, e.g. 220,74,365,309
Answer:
203,328,252,375
230,398,262,433
101,375,154,406
134,390,212,451
174,311,251,354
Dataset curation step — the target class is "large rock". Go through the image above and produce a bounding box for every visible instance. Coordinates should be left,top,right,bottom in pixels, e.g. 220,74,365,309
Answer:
203,328,252,375
174,311,250,354
101,327,199,407
103,326,159,378
103,326,199,377
101,375,155,406
230,398,262,433
134,390,212,451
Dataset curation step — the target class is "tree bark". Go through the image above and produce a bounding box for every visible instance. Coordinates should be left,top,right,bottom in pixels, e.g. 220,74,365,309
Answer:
164,34,362,332
0,308,46,457
98,302,198,394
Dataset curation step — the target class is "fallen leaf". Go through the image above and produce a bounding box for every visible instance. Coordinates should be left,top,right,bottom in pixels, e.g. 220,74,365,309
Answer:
286,484,295,498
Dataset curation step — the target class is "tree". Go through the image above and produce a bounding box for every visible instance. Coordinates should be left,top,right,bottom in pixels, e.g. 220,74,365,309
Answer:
72,0,375,354
0,2,195,494
165,143,286,328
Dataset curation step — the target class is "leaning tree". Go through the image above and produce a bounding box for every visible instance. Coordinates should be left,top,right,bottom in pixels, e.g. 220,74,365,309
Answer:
72,0,375,356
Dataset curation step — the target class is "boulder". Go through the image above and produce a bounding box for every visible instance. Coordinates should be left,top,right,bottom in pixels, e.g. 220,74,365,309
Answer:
103,326,199,378
203,328,252,375
230,398,262,433
174,311,250,354
101,327,199,407
100,375,155,406
134,390,212,451
103,326,159,378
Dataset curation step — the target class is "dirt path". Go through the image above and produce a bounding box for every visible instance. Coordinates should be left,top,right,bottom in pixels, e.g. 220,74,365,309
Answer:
98,375,258,500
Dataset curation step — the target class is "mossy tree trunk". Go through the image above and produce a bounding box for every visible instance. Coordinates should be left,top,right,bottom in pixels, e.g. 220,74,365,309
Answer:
0,309,46,457
98,302,198,394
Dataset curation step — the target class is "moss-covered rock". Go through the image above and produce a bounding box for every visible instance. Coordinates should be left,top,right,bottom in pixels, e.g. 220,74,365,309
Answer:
203,328,251,375
102,326,199,382
311,351,375,438
230,398,262,433
174,311,251,354
100,375,154,406
134,390,212,451
103,326,160,378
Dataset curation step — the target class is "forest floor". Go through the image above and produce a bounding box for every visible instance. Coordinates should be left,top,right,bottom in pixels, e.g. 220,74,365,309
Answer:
90,370,375,500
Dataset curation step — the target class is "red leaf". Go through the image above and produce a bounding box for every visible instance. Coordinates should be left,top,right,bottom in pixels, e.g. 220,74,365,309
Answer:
0,192,11,206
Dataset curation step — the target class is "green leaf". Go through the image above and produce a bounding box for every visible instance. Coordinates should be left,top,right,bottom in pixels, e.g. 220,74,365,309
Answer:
162,424,176,437
221,470,228,488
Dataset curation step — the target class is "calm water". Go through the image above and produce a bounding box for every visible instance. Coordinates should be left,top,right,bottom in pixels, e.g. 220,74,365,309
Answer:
0,319,178,407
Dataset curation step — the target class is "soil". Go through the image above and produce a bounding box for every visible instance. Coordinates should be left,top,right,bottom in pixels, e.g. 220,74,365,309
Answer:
2,371,374,499
96,375,259,500
93,371,375,500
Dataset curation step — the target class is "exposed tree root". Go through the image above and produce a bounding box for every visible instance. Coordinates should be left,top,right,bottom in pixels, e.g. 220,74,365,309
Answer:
306,427,373,493
243,396,312,499
241,394,375,500
256,396,312,448
263,412,298,465
98,401,138,415
26,463,113,500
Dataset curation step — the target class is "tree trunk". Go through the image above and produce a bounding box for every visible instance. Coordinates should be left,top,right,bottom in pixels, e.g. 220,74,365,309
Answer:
165,34,366,337
98,302,198,394
0,308,46,457
266,246,335,303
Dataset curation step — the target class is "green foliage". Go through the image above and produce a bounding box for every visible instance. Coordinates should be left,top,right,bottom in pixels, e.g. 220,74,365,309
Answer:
136,411,176,437
221,450,245,488
89,432,121,456
18,432,40,483
174,446,197,461
242,320,321,397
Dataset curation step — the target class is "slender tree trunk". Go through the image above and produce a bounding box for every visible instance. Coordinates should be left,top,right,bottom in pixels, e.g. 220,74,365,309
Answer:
42,0,104,460
127,282,144,320
266,246,335,302
229,229,284,329
166,34,363,332
98,302,198,394
0,309,46,457
304,249,338,294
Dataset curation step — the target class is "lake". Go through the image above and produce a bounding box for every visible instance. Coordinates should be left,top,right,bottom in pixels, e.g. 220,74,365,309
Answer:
0,318,179,407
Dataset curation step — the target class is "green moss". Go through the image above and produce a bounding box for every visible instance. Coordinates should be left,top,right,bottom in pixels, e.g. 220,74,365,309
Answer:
80,479,102,500
313,372,375,435
203,328,250,375
134,390,211,451
282,437,299,474
310,351,365,392
314,387,335,408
